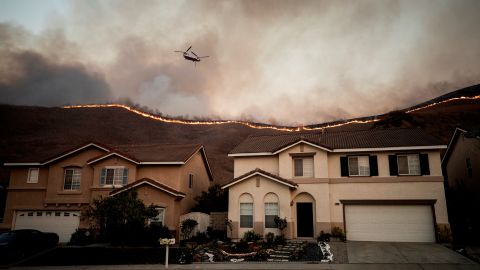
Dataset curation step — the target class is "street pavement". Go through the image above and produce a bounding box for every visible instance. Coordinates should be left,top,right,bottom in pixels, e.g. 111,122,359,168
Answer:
10,263,480,270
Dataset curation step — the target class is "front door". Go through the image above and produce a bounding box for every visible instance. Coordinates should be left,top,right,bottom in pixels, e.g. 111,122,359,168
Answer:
296,203,314,237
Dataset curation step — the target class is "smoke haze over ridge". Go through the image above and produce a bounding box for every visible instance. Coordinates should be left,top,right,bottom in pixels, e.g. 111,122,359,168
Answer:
1,0,479,125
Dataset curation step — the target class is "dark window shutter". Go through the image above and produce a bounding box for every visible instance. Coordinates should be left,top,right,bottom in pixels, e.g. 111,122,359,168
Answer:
122,168,129,185
388,155,398,176
419,154,430,175
369,156,378,176
340,156,349,177
100,168,107,185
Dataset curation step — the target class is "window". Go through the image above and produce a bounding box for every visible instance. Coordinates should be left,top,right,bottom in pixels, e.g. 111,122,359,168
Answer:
397,154,420,175
27,168,39,183
188,174,194,189
150,208,165,226
64,168,81,190
466,158,473,178
348,156,370,176
240,203,253,228
264,202,279,228
293,157,314,177
101,167,128,186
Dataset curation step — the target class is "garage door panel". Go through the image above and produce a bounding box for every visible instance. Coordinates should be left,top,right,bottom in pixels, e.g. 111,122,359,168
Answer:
14,211,80,243
345,205,435,242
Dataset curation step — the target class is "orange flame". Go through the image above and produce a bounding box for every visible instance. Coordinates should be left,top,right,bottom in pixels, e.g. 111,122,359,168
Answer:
62,95,479,132
405,95,480,113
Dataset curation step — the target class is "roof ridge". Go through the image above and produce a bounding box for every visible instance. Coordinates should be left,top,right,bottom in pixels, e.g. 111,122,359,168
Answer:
244,127,423,139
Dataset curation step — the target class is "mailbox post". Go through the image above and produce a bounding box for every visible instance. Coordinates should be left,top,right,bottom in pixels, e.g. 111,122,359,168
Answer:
159,238,176,268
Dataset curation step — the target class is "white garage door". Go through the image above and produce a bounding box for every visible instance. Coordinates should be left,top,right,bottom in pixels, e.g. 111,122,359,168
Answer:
345,205,435,242
14,211,80,243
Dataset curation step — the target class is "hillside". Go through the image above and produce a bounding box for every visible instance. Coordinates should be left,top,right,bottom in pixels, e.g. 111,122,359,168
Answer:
1,84,480,186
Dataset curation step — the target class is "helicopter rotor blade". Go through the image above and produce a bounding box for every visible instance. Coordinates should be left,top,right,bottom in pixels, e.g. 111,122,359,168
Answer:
174,51,185,53
191,51,199,58
198,56,209,58
186,46,192,52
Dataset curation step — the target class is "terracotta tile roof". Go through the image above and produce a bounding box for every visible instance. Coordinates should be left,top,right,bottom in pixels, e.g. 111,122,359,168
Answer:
110,177,186,197
221,168,298,189
230,128,444,154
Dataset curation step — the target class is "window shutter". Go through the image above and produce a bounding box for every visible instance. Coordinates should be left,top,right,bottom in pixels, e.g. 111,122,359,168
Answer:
122,169,129,185
419,154,430,175
340,156,349,177
369,155,378,176
388,155,398,176
100,168,107,185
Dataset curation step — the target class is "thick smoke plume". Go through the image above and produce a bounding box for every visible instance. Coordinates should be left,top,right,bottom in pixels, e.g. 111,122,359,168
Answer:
0,0,479,124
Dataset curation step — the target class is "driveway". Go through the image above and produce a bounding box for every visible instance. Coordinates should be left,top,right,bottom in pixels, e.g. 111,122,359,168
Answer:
347,241,476,264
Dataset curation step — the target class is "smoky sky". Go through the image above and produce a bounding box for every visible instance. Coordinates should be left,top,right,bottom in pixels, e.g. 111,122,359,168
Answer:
0,0,479,125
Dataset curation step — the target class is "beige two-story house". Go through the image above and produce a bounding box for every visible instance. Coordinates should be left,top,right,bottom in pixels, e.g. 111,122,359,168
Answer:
222,128,449,242
1,142,213,242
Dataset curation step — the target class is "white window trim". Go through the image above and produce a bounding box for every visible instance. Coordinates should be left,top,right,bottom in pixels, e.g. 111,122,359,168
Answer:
397,154,421,176
348,156,370,176
63,168,81,191
27,168,39,183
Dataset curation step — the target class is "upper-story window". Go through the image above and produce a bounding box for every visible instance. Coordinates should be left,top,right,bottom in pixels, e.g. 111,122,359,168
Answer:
27,168,39,183
64,168,81,190
293,157,314,177
397,154,420,175
341,156,378,177
100,167,128,186
466,158,473,178
348,156,370,176
188,174,194,188
388,153,429,176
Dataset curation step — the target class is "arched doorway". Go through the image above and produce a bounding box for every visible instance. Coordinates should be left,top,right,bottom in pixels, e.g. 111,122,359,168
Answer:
293,192,315,238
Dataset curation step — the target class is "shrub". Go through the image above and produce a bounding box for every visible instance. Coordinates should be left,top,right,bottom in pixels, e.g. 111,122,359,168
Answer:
274,216,287,233
180,219,198,240
331,226,345,240
265,232,275,246
243,230,262,242
191,232,209,244
143,224,172,246
69,229,94,246
273,235,286,245
206,227,228,241
437,225,453,243
317,230,331,242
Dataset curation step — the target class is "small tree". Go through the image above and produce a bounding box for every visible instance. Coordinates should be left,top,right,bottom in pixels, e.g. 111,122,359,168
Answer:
274,216,288,236
84,190,158,245
180,218,198,240
191,184,228,213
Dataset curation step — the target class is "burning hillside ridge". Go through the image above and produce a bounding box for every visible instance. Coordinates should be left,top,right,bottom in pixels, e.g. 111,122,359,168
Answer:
63,92,480,132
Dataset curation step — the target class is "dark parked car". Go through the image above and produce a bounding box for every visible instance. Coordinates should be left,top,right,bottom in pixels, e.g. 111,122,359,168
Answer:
0,229,59,264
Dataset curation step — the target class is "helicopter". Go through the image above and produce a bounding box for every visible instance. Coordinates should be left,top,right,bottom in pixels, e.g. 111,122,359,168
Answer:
174,46,209,66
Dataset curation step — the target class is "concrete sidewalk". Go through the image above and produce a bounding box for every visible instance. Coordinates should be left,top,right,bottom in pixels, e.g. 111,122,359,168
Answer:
11,263,480,270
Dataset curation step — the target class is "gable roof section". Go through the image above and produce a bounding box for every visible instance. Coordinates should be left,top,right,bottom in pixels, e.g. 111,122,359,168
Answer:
110,177,186,198
4,142,111,166
221,168,298,189
441,127,480,164
86,144,202,165
4,143,214,180
229,128,446,156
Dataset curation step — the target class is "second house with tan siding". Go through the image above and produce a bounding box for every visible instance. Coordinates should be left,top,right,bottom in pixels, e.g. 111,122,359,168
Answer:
1,142,213,242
